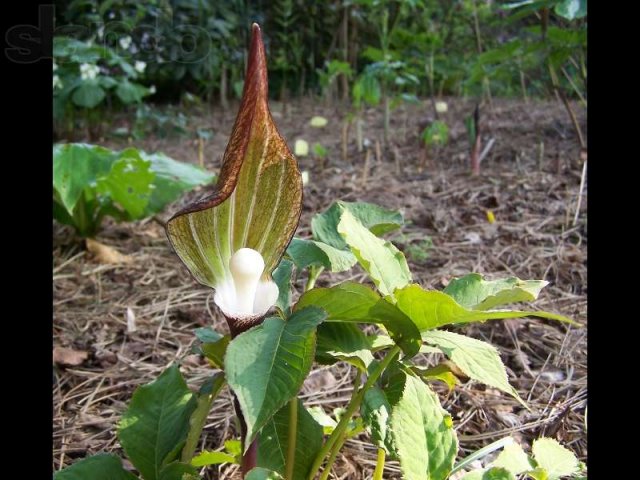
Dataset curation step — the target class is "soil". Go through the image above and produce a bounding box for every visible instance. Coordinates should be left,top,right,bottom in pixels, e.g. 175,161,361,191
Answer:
53,96,587,479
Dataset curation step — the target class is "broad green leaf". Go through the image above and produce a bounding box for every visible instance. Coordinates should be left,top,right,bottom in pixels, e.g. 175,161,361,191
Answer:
422,330,525,407
54,454,138,480
307,406,337,434
191,451,237,466
286,237,356,272
245,468,283,480
492,442,534,475
72,82,106,108
194,327,223,344
311,201,404,250
257,398,323,479
166,25,302,289
391,373,458,480
201,336,230,369
395,284,577,330
338,209,411,297
294,282,381,321
118,365,197,480
96,153,154,219
224,439,242,459
158,462,199,480
140,152,214,215
444,274,548,310
316,322,375,371
369,299,422,358
555,0,586,20
182,373,226,462
272,258,294,316
116,80,149,104
361,386,396,455
531,438,580,480
413,363,460,392
528,468,550,480
53,143,116,213
225,307,326,446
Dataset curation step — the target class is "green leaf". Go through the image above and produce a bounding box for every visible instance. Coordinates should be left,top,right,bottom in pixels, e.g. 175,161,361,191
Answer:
166,26,303,289
194,327,223,344
338,209,411,297
158,462,199,480
225,308,326,446
391,373,458,480
54,454,138,480
462,467,516,480
492,441,534,475
527,467,550,480
422,330,525,407
72,82,106,108
444,274,548,310
224,439,242,459
295,282,381,322
257,398,323,479
140,152,214,215
201,336,230,369
555,0,586,20
118,365,198,480
182,373,226,462
316,322,375,371
368,299,422,358
311,201,404,250
307,406,337,434
394,284,577,330
413,363,460,392
53,143,116,213
272,258,294,316
245,468,283,480
531,438,580,480
96,153,155,220
361,386,396,455
116,80,149,104
191,451,238,466
286,237,356,272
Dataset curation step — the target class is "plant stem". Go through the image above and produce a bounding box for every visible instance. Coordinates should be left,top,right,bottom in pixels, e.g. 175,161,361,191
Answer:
305,266,324,292
307,346,401,480
285,398,298,480
373,448,386,480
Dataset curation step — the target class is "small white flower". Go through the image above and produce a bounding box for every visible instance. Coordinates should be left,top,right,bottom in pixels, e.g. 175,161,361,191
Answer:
97,26,104,39
53,61,58,72
134,60,146,73
80,63,99,80
53,75,63,89
119,36,132,50
435,101,448,113
149,85,156,94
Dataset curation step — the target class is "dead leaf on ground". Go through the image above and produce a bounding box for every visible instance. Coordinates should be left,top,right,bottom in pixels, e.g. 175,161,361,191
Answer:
86,238,133,265
53,347,89,366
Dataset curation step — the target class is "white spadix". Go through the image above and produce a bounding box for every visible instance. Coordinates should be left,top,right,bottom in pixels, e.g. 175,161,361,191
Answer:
229,248,265,314
213,247,279,322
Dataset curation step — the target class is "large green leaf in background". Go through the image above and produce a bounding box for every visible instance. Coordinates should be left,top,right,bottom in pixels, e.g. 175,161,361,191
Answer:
257,398,323,479
390,372,458,480
462,467,516,480
444,273,548,310
272,258,295,316
422,330,525,407
315,322,375,371
72,82,106,108
338,209,411,297
54,454,138,480
361,386,397,456
225,307,326,446
245,468,283,480
53,143,116,213
118,365,197,480
394,284,576,330
491,442,534,475
96,152,155,219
